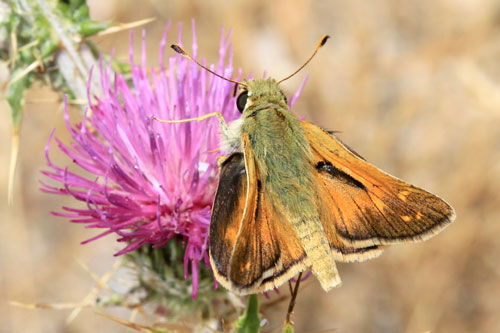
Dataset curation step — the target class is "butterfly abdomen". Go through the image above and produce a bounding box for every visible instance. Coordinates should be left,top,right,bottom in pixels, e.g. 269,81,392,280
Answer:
292,216,342,290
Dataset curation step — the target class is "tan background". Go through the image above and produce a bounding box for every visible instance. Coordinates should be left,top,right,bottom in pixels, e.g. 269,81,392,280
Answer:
2,0,500,331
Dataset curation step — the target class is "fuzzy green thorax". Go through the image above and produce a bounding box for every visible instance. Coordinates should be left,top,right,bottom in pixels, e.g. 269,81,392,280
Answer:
240,78,317,219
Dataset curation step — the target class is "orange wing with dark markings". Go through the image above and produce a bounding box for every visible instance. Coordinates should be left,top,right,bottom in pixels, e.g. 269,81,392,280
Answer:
209,137,308,295
209,133,396,294
209,152,248,284
302,120,455,251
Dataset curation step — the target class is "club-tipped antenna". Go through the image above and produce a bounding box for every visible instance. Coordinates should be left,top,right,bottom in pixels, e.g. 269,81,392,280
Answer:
277,35,330,84
171,44,246,87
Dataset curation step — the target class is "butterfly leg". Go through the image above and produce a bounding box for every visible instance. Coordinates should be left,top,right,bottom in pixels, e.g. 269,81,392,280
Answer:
153,112,231,139
285,272,303,326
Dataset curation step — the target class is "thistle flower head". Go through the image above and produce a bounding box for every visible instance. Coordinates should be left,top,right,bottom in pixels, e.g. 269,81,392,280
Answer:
41,21,307,299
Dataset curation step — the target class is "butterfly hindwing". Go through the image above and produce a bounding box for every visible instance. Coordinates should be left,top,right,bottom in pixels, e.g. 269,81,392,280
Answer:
301,120,455,249
228,178,307,293
209,136,308,294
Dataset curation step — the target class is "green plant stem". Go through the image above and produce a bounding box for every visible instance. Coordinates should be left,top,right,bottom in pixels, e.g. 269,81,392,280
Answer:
235,294,260,333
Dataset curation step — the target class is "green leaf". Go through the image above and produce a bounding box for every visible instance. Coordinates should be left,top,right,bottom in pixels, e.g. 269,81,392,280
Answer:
72,2,89,21
56,1,70,18
6,70,32,131
40,37,59,58
69,0,87,8
78,20,111,37
235,294,260,333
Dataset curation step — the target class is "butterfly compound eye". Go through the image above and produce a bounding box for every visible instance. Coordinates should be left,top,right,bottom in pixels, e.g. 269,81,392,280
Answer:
236,91,248,112
281,92,288,105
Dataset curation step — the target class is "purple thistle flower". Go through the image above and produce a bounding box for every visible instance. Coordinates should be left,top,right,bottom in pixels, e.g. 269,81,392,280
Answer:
41,21,308,299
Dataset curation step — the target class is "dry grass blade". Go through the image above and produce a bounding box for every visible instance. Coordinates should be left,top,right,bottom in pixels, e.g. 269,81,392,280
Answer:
96,18,156,36
9,60,42,85
66,260,121,323
9,301,85,310
96,312,196,332
95,312,156,332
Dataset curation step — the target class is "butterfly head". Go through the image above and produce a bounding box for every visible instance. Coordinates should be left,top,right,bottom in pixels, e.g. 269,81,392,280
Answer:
235,78,288,113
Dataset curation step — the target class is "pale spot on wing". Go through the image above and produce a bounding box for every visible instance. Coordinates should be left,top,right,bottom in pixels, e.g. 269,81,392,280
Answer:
371,195,387,211
398,190,410,201
416,211,423,220
401,215,412,222
224,224,239,243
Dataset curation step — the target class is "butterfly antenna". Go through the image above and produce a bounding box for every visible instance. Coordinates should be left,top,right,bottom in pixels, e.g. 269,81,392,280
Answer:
277,35,330,84
171,44,245,86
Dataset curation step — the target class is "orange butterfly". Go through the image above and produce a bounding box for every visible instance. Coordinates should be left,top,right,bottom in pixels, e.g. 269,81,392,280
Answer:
162,36,455,296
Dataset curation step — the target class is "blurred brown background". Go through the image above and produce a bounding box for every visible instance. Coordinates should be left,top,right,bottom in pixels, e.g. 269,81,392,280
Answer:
2,0,500,332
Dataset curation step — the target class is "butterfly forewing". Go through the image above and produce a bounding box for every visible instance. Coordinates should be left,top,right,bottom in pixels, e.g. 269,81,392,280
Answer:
209,153,248,285
301,120,455,248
